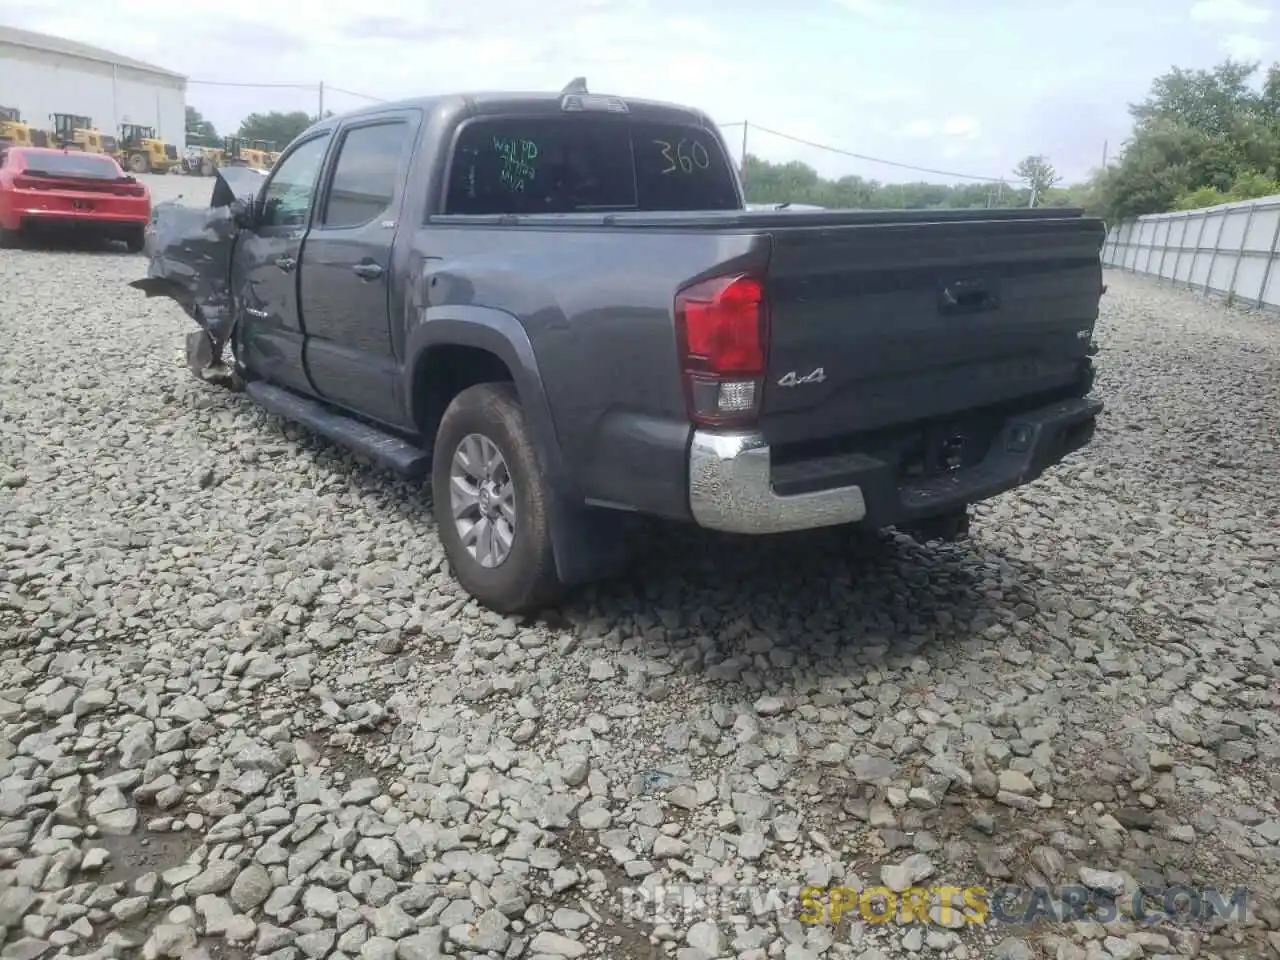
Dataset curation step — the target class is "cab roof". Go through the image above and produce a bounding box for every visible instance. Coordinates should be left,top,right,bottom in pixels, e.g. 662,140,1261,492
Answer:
303,90,713,138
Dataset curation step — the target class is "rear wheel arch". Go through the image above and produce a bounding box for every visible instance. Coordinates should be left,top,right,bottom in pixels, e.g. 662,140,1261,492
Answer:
409,311,633,593
412,343,516,448
406,311,571,492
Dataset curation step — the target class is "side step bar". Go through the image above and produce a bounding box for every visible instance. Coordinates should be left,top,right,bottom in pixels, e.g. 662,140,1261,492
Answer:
245,381,432,478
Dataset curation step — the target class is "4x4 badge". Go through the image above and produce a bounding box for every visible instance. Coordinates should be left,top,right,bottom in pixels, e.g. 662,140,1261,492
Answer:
777,367,826,388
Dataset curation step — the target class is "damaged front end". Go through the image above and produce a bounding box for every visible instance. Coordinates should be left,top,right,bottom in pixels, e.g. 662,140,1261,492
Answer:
129,166,268,387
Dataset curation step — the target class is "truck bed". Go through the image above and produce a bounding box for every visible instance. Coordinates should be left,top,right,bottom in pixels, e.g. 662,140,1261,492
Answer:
429,204,1105,460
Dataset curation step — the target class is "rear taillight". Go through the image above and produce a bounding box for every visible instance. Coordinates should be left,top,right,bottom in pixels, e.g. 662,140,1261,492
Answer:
674,274,768,427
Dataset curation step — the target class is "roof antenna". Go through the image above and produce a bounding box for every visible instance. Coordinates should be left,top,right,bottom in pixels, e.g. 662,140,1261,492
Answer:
561,77,588,96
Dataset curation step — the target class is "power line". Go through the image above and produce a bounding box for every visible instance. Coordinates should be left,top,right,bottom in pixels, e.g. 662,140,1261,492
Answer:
188,79,316,90
187,80,391,104
746,121,1007,183
326,85,387,103
184,84,1010,184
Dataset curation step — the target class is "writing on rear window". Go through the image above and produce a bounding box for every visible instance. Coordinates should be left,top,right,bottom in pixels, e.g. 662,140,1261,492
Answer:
492,136,539,193
445,117,739,215
650,137,711,176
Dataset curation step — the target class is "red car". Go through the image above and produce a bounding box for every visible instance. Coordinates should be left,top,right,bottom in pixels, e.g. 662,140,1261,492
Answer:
0,146,150,251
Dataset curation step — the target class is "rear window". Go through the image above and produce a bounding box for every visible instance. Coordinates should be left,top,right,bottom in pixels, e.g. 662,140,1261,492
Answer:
444,117,739,215
19,151,119,179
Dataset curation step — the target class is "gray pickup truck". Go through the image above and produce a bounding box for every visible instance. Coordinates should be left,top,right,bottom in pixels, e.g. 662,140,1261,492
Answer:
132,81,1106,613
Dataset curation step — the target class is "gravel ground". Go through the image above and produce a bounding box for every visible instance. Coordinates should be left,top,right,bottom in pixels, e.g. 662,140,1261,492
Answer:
2,176,1279,960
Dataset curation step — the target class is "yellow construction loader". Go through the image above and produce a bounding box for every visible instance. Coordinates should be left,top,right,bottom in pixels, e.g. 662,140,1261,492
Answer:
116,123,180,174
50,114,108,153
223,137,276,170
0,106,34,146
181,131,223,176
251,139,281,168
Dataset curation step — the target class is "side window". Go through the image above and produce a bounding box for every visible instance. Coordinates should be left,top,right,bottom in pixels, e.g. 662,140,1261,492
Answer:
322,122,410,228
259,135,330,229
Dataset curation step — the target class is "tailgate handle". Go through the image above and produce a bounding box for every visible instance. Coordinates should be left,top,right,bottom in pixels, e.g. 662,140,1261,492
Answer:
940,279,997,313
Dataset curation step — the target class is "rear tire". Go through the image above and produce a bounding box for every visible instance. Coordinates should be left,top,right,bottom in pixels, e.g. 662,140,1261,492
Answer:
124,226,145,253
128,153,149,174
432,382,564,614
200,160,214,177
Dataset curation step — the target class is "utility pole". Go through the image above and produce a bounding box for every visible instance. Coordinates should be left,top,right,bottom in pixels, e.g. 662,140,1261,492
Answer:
1101,139,1108,168
739,121,748,190
318,81,325,120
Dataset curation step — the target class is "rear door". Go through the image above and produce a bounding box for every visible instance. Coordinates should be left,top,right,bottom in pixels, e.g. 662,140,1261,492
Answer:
298,112,419,426
235,133,331,396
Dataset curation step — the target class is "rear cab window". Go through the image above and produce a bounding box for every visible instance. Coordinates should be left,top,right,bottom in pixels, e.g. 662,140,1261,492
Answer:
17,151,120,178
444,117,740,215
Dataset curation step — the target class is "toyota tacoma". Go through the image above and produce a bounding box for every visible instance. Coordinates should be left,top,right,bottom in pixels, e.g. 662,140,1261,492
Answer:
130,80,1106,613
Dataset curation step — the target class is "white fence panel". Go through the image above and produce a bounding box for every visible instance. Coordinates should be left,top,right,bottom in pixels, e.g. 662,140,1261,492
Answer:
1102,194,1280,312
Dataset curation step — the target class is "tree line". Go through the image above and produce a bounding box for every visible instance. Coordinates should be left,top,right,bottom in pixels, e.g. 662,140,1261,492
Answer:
744,59,1280,220
1093,60,1280,219
185,107,329,150
739,153,1090,211
187,59,1280,221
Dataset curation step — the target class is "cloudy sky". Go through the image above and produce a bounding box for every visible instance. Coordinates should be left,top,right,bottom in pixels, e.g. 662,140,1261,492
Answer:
5,0,1276,184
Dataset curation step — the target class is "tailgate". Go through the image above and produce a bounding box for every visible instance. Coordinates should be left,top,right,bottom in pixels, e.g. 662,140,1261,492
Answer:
759,214,1104,447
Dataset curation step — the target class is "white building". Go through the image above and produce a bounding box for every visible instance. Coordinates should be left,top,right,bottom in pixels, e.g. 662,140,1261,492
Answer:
0,25,186,144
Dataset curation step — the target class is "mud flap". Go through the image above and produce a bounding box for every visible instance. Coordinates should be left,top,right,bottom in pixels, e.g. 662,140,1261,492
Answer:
128,165,267,380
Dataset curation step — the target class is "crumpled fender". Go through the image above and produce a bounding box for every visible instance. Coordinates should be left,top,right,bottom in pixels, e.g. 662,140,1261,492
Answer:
128,165,268,353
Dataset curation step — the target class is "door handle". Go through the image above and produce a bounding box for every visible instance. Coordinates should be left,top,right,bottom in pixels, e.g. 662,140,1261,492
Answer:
275,255,297,272
351,262,384,280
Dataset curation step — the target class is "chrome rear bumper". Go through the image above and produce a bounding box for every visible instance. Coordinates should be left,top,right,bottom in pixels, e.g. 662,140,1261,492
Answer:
687,430,867,534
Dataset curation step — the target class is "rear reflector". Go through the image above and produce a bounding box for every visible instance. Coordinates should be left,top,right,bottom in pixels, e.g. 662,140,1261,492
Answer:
675,274,768,426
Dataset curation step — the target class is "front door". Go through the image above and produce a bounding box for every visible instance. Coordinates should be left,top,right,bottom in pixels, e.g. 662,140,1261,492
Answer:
298,113,419,426
235,133,331,396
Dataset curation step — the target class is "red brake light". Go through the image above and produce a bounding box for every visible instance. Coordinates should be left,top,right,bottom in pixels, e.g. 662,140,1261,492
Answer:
675,274,768,426
679,275,765,374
